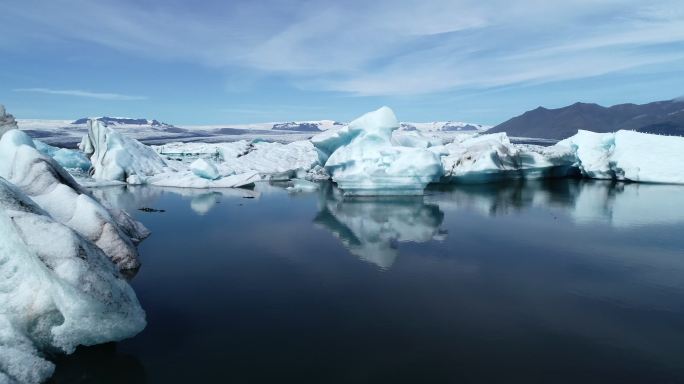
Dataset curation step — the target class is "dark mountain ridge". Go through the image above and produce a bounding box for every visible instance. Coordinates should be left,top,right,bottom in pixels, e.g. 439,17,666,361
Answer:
489,98,684,140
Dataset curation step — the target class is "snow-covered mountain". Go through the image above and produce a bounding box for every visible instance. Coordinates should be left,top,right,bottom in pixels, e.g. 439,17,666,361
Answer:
400,121,490,132
72,116,175,128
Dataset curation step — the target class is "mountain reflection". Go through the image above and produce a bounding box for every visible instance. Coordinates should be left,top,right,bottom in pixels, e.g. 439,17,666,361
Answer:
313,184,447,269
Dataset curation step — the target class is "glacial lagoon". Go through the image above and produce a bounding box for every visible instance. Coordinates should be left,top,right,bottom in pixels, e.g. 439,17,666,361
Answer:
49,180,684,383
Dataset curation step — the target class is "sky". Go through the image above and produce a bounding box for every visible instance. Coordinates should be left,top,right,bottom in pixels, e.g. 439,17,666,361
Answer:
1,0,684,125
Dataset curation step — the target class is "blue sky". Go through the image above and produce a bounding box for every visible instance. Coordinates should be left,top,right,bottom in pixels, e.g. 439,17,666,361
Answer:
1,0,684,125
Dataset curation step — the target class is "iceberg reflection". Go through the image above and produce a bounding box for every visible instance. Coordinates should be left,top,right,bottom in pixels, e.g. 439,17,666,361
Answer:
314,184,446,269
427,179,684,228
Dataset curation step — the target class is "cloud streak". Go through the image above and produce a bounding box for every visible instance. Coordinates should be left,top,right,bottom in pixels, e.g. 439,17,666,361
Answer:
13,88,147,100
2,0,684,96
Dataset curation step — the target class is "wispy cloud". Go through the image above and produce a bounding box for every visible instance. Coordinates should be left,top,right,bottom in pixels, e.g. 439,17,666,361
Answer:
13,88,147,100
2,0,684,96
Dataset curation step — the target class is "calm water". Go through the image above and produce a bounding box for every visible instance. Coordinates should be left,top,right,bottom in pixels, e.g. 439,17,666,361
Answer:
49,180,684,383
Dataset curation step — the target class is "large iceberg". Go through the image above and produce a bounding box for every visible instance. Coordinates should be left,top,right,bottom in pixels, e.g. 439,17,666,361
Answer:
314,107,443,195
556,130,684,184
79,119,167,183
0,129,149,270
434,133,577,183
0,177,145,383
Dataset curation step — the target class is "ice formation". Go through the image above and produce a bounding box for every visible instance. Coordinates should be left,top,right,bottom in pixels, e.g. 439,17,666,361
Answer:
79,119,167,183
190,158,220,180
314,185,446,269
314,107,443,195
34,140,92,172
221,141,323,180
434,133,577,183
146,170,260,188
556,130,684,184
0,105,18,138
0,178,145,384
0,129,149,270
287,178,319,192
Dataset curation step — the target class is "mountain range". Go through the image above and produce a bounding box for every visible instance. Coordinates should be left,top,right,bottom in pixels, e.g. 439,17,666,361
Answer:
489,98,684,140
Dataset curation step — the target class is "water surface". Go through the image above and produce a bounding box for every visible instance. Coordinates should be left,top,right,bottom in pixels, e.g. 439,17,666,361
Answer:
50,180,684,383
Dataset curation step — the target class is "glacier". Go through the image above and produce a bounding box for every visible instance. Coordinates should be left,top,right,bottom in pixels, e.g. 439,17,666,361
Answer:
314,107,443,196
0,177,145,384
0,129,149,271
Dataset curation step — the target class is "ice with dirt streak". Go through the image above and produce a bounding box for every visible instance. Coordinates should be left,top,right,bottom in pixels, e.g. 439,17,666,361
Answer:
0,178,145,384
0,129,149,270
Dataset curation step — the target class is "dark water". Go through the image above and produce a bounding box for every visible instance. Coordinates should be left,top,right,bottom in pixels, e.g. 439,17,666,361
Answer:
49,180,684,383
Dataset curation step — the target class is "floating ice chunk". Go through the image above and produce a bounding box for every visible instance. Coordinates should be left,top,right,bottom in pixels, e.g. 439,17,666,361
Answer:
556,130,684,184
190,158,220,180
80,119,167,182
436,133,577,183
0,178,145,383
287,178,319,192
34,140,92,172
319,107,443,196
146,170,260,188
0,130,149,270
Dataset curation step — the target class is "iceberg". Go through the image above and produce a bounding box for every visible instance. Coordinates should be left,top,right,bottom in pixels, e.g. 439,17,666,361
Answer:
0,177,145,383
556,130,684,184
34,140,92,172
190,158,220,180
222,140,323,180
146,170,260,188
435,133,577,183
0,129,149,270
79,119,167,183
314,107,443,196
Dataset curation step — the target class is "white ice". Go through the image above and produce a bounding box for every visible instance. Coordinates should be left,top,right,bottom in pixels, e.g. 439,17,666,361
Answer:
287,178,319,192
80,119,167,183
0,129,149,270
314,107,443,195
0,178,145,384
556,130,684,184
34,140,92,172
434,132,577,183
190,158,220,180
